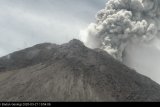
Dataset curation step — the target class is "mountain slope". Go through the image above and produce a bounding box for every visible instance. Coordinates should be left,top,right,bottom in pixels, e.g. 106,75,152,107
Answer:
0,39,160,101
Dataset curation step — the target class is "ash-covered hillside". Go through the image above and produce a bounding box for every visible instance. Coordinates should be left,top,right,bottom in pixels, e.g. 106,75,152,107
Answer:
0,39,160,101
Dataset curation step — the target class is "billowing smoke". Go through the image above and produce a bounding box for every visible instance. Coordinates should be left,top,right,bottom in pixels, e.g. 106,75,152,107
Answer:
80,0,160,84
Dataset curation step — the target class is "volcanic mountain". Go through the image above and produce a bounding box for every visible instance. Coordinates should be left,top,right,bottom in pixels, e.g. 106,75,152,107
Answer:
0,39,160,101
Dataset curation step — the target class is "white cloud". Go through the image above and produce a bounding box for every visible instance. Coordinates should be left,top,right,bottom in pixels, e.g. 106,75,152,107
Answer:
0,0,107,56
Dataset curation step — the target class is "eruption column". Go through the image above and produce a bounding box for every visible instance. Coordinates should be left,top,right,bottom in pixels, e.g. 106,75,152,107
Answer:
81,0,160,84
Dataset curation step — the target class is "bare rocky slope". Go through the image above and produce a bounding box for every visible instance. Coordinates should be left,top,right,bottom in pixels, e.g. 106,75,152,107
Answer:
0,39,160,102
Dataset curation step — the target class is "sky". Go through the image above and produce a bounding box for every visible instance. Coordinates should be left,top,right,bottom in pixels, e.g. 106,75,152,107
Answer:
0,0,107,57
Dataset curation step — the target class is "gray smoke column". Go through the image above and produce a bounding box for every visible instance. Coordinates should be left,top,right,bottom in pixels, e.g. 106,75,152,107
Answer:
80,0,160,84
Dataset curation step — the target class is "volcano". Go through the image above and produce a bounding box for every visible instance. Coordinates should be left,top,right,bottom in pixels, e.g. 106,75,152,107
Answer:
0,39,160,101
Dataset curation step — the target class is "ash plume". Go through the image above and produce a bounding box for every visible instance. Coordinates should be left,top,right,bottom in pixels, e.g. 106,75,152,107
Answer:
81,0,160,84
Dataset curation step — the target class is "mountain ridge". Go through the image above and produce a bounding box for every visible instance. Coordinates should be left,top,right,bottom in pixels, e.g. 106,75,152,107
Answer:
0,39,160,101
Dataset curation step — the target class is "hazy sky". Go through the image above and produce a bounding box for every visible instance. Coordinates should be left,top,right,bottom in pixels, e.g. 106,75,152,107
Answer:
0,0,107,56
